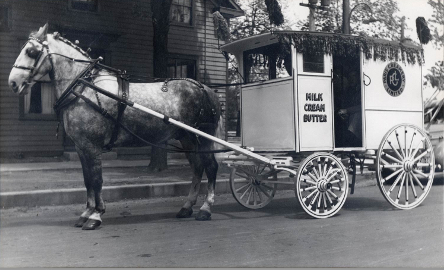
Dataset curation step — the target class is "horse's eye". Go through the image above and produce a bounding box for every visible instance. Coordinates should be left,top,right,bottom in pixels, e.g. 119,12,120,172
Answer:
26,48,40,59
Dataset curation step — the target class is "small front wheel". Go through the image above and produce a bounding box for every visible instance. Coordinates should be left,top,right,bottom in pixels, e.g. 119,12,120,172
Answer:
229,164,277,209
296,153,349,218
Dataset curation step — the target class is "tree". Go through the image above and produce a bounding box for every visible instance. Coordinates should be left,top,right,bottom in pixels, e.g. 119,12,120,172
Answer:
425,0,444,93
132,1,173,171
147,0,174,172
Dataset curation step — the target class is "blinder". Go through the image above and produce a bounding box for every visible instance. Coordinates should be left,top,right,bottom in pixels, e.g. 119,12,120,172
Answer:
12,37,53,81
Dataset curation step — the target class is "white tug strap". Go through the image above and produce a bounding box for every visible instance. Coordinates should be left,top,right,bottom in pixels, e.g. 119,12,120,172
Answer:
88,212,102,222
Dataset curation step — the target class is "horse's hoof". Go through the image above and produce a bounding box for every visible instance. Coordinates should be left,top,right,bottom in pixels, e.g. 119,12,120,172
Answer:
82,219,102,230
195,210,211,221
74,216,88,227
176,208,193,218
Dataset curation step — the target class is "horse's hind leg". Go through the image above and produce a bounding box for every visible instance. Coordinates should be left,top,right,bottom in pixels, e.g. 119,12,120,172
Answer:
74,145,106,230
176,138,204,218
195,153,218,221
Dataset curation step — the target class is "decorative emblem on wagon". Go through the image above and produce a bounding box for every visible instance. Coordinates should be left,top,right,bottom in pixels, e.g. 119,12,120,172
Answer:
382,62,406,97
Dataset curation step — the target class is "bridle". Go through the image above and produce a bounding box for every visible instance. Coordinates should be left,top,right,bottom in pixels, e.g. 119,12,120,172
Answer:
12,37,55,83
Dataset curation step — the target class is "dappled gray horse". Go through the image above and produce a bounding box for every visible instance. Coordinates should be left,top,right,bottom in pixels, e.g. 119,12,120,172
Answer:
8,24,224,230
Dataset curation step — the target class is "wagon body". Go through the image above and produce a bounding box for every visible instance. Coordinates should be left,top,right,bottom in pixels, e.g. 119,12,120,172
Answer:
221,31,424,153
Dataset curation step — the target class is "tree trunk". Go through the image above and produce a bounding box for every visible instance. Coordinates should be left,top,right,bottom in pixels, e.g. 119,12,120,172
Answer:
148,0,173,172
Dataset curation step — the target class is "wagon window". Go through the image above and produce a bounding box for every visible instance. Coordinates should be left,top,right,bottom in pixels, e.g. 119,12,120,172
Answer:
303,52,324,73
243,43,292,83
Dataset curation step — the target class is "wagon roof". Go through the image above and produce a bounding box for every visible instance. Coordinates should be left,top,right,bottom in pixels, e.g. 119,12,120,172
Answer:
222,31,424,65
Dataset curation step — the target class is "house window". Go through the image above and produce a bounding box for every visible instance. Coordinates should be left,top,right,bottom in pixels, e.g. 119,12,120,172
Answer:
70,0,98,12
303,52,324,73
168,57,197,79
0,6,10,31
171,0,193,25
21,75,56,120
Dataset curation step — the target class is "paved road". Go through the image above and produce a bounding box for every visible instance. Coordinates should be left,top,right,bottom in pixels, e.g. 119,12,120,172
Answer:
0,184,443,268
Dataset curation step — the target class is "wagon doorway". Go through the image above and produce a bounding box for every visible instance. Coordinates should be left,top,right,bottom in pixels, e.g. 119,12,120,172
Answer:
333,54,363,148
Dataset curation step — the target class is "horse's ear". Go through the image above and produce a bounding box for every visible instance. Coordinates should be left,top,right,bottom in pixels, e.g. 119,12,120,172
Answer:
35,23,49,41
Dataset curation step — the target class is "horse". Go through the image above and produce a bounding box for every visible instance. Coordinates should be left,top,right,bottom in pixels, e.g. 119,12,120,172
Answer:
8,24,224,230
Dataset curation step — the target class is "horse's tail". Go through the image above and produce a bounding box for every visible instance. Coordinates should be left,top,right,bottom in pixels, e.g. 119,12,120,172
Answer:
212,114,226,165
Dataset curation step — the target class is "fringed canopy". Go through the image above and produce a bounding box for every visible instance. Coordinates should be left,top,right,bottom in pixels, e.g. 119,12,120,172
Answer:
275,31,424,65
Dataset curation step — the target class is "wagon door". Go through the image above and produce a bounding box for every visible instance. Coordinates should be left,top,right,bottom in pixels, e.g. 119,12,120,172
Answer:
295,52,334,151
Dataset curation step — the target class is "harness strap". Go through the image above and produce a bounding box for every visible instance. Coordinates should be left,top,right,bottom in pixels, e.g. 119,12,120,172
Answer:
103,74,129,151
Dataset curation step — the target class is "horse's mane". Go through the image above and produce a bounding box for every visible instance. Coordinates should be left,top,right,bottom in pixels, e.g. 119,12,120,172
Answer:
28,31,91,60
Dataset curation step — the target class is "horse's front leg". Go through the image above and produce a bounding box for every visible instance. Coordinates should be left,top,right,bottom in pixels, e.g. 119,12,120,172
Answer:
195,154,218,221
176,152,204,218
74,145,106,230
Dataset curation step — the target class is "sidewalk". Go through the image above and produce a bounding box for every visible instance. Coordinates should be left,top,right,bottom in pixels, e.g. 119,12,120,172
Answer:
0,157,377,209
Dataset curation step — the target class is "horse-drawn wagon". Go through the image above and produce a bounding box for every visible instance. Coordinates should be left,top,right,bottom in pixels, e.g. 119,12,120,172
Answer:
219,30,435,218
8,25,436,229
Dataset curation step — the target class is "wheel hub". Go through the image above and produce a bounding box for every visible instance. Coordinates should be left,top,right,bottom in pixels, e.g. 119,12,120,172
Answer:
317,177,331,192
403,159,414,172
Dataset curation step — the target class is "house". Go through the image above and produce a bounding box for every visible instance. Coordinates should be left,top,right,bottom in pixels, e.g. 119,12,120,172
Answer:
0,0,243,158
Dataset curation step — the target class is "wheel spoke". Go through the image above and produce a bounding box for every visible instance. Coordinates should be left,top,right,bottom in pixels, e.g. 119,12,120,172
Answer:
312,166,320,179
405,170,409,204
387,140,404,160
323,192,328,208
261,183,275,191
302,177,317,186
408,173,418,198
384,168,403,183
409,138,425,159
235,183,251,193
407,130,416,157
258,185,272,198
326,170,340,182
252,187,257,206
317,193,323,208
404,127,407,158
303,189,318,202
382,152,403,164
326,189,338,199
416,163,433,168
256,186,263,202
246,186,253,204
382,164,403,169
302,186,318,192
395,130,405,157
331,186,342,191
411,172,425,190
318,158,323,178
310,191,320,205
322,162,328,177
325,191,333,204
412,149,431,163
329,179,341,185
413,169,428,179
240,186,252,200
389,172,405,193
396,173,406,203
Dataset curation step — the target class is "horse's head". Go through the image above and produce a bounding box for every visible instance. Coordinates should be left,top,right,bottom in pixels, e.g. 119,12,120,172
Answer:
8,24,53,96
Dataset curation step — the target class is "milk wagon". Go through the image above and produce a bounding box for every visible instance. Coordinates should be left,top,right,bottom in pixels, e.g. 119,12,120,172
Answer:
218,30,435,218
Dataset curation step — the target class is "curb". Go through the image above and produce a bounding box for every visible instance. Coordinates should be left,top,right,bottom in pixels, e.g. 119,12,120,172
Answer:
0,174,377,209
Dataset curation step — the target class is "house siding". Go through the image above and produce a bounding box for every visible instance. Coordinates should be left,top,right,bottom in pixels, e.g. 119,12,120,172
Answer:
0,0,230,157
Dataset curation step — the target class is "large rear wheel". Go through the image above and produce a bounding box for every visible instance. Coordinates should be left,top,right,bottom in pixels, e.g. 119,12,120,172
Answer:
376,124,435,209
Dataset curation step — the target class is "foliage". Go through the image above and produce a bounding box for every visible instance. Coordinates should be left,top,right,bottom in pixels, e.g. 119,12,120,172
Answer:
416,17,431,45
296,0,406,41
213,11,231,41
265,0,284,26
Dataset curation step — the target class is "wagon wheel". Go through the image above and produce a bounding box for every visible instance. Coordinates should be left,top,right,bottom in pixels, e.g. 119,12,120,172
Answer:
295,153,349,218
376,124,435,209
229,164,278,209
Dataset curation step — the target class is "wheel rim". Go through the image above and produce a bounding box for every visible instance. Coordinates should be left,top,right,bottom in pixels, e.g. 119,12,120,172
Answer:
296,153,349,218
377,124,435,209
229,164,277,209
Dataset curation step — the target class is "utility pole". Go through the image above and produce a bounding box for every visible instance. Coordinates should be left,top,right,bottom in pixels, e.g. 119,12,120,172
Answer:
300,1,330,32
342,0,351,34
